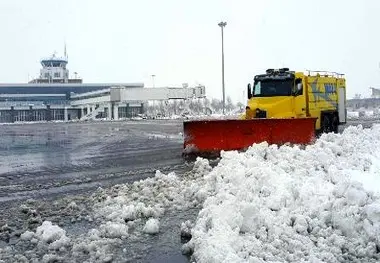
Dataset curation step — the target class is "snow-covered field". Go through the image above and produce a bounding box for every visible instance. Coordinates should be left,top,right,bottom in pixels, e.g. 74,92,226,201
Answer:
2,124,380,262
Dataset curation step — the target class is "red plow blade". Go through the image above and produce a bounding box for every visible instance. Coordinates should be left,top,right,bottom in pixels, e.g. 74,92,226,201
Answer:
183,118,317,158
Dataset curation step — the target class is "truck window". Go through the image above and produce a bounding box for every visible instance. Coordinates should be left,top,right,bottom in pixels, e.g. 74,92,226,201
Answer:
253,79,292,97
254,81,261,95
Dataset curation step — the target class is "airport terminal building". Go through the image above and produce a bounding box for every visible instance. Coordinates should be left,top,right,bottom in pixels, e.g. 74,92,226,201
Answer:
0,53,205,123
0,83,145,122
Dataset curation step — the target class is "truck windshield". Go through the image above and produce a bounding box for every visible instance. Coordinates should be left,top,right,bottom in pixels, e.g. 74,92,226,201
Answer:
253,79,292,97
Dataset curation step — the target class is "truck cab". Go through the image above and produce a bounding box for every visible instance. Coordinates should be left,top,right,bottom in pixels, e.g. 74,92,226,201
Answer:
246,68,305,118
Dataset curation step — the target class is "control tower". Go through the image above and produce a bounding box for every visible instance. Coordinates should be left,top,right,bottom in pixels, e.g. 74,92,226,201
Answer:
29,47,82,84
370,87,380,98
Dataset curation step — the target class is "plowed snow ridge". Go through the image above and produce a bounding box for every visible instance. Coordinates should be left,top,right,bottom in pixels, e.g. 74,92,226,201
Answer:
188,124,380,263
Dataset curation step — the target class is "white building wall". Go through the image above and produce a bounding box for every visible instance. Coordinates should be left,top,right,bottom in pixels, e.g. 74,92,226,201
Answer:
112,86,206,102
371,88,380,98
117,88,166,101
40,67,68,80
107,103,112,119
70,85,206,108
71,95,111,106
64,107,68,121
113,104,119,120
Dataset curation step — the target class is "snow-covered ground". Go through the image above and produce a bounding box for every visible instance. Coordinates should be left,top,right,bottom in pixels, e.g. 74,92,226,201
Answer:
347,111,360,119
347,109,380,121
2,124,380,262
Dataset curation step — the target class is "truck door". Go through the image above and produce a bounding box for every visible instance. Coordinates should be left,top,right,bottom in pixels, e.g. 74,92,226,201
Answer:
293,78,307,117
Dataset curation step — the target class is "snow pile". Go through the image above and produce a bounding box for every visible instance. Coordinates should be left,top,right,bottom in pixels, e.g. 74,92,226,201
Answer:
99,222,129,238
71,231,121,262
181,220,194,239
93,161,212,225
143,218,160,234
143,132,183,140
20,230,35,241
62,160,213,261
21,221,70,251
10,160,212,262
186,125,380,262
347,111,359,118
184,113,242,121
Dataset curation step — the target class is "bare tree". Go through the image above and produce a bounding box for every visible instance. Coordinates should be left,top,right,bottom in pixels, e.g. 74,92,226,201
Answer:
143,97,241,117
226,96,234,112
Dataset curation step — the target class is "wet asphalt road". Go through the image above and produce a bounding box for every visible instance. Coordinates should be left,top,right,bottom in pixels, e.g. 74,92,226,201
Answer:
0,118,380,262
0,120,188,203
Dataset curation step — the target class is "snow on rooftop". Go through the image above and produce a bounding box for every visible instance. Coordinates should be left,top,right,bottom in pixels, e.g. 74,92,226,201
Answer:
13,124,380,262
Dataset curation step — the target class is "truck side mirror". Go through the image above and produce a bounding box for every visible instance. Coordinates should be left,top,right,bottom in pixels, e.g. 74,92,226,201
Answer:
293,78,303,96
297,83,302,91
247,83,252,99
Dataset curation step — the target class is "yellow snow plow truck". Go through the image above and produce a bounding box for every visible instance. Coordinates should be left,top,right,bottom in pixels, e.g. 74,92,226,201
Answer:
243,68,347,134
183,68,347,157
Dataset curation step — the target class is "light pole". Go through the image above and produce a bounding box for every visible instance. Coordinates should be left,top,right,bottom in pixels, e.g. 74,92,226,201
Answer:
218,21,227,114
151,74,156,109
151,74,156,88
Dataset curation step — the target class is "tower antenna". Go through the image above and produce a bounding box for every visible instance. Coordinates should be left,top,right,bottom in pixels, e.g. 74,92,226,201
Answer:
64,42,68,59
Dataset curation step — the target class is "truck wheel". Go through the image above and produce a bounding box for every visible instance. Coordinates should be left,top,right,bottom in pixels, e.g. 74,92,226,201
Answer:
331,115,339,133
322,115,331,133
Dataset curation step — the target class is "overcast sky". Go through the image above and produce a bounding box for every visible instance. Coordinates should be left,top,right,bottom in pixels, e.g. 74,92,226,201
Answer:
0,0,379,102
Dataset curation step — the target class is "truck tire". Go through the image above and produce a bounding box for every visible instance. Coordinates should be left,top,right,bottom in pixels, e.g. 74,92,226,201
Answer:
321,115,331,133
331,114,339,133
